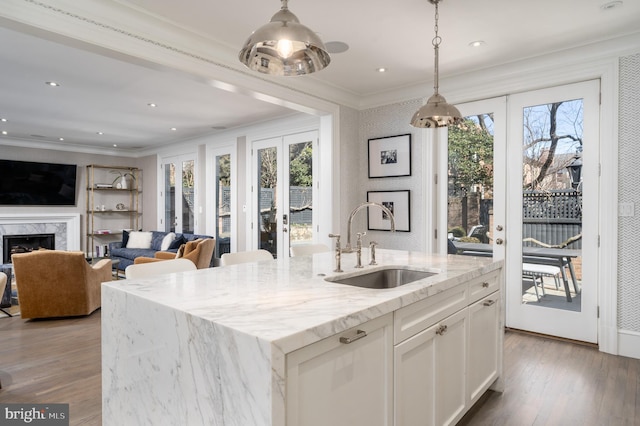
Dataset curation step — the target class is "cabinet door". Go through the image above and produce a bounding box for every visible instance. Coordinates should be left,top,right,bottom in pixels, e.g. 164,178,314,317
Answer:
435,308,468,426
394,308,468,426
286,313,393,426
394,318,438,426
467,291,501,405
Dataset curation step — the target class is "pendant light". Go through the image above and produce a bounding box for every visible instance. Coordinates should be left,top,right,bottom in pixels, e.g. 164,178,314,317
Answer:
411,0,462,128
239,0,331,76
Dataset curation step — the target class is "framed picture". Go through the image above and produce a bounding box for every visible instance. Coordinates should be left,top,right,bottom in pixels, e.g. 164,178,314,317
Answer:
368,134,411,178
366,190,410,232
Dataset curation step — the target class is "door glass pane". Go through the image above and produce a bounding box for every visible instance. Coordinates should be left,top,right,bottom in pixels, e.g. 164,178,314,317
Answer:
447,114,495,250
521,100,583,311
164,163,175,232
289,141,313,249
258,147,278,257
181,160,195,234
215,154,231,256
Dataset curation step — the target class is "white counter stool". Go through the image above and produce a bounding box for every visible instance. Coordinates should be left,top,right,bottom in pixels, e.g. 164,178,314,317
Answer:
220,249,273,266
290,244,330,257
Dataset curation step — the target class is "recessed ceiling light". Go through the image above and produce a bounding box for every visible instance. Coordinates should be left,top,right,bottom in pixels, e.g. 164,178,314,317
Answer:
1,118,7,122
601,0,623,9
113,144,118,147
148,103,157,108
376,67,388,73
96,132,104,135
1,131,7,135
325,41,349,54
170,127,177,131
59,137,64,141
469,40,485,48
45,81,60,87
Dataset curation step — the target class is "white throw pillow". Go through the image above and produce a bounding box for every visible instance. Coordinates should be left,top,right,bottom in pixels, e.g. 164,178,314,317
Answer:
126,231,153,249
160,232,176,251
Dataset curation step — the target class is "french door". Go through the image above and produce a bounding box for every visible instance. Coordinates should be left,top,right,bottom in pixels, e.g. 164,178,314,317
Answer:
251,131,317,259
445,80,599,343
210,147,235,258
161,155,196,234
506,80,599,343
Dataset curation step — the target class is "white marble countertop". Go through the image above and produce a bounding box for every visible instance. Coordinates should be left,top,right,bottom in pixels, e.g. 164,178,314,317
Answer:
102,249,499,354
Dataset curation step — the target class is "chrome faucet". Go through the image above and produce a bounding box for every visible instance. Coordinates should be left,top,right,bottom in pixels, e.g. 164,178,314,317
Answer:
355,232,365,268
344,202,396,253
328,233,343,272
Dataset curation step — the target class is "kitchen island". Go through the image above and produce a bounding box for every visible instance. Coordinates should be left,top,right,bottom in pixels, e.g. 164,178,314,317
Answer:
102,249,503,426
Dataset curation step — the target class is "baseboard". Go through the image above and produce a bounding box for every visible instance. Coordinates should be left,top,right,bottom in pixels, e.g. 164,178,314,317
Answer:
618,329,640,359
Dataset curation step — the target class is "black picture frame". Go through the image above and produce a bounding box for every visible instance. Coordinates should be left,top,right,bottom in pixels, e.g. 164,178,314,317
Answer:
366,190,411,232
368,134,411,178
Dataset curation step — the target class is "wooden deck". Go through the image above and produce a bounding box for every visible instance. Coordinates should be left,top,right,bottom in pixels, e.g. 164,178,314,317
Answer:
1,311,639,425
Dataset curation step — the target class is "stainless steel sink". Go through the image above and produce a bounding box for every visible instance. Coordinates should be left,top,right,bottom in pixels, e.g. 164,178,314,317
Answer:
325,267,439,289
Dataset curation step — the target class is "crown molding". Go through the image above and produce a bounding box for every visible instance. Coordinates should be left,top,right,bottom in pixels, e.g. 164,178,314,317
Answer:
1,0,359,112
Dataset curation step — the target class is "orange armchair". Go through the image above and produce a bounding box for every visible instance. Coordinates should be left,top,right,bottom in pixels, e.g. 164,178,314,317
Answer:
133,238,215,269
12,250,112,319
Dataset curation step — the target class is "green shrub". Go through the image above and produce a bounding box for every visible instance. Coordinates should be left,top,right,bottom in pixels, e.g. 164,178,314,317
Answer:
448,226,466,238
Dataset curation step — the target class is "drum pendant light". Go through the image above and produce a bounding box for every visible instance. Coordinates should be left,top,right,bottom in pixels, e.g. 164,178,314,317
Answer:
239,0,331,76
411,0,462,128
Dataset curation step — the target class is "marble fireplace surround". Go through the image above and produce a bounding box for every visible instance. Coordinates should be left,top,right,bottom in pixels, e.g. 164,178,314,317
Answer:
0,213,81,261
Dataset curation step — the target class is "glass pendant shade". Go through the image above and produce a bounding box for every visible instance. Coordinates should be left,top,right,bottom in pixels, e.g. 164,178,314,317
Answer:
239,2,331,76
411,92,462,128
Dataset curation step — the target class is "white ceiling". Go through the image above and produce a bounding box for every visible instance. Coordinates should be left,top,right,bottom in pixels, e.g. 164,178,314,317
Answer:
1,0,639,152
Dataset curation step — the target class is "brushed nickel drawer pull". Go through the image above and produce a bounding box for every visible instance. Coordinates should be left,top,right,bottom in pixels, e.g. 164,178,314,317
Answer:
483,299,496,307
340,329,367,344
482,282,490,288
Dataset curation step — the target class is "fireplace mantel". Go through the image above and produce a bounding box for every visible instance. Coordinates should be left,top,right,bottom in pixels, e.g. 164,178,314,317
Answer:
0,213,81,258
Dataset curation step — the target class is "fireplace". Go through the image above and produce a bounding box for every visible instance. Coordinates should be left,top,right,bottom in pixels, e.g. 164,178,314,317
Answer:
2,233,56,264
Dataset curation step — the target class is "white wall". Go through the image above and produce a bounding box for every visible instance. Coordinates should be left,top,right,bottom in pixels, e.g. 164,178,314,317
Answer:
617,52,640,357
0,144,142,252
353,99,428,252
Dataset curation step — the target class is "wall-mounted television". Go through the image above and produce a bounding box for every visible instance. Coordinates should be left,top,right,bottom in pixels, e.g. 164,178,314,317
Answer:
0,159,78,206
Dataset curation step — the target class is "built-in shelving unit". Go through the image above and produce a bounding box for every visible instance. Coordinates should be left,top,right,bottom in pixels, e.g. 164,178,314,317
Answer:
85,164,141,258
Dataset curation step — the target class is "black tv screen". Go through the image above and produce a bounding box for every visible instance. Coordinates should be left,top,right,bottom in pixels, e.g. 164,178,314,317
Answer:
0,159,77,206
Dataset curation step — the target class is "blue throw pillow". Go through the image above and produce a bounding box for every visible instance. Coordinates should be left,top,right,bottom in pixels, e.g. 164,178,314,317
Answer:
168,235,186,250
150,231,167,251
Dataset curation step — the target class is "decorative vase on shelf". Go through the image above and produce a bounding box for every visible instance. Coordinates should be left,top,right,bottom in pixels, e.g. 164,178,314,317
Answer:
110,170,135,190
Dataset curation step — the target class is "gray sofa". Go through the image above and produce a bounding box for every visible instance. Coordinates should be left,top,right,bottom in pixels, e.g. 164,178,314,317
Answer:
109,230,214,270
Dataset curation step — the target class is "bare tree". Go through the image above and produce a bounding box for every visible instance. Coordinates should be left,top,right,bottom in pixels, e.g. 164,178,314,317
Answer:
523,101,583,190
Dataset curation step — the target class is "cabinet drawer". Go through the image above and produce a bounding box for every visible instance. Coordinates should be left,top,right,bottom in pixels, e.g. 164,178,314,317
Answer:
394,284,468,344
468,269,501,305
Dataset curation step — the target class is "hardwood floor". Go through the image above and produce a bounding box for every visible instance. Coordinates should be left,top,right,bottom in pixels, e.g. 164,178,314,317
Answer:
460,331,640,426
1,312,639,425
0,311,102,425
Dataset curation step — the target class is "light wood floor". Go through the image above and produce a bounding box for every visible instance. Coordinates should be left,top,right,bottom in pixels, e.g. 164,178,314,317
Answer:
1,312,639,426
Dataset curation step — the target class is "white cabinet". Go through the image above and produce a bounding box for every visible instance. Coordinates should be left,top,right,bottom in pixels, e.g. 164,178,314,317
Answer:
394,270,502,426
394,308,468,426
467,291,501,405
285,268,502,426
286,313,394,426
